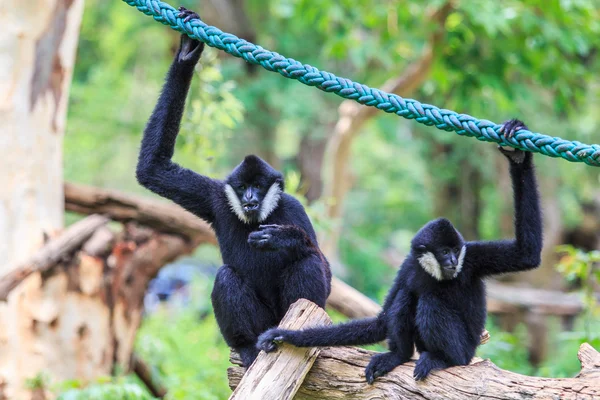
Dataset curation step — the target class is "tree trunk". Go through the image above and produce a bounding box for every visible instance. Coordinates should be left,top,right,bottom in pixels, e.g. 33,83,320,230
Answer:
0,0,84,397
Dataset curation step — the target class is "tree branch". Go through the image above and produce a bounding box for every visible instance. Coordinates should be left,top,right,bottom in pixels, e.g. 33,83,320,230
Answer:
229,302,600,400
64,182,216,245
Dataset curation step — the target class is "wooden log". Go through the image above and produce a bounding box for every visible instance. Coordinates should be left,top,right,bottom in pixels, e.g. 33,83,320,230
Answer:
64,182,216,245
0,214,109,301
228,299,332,400
229,317,600,399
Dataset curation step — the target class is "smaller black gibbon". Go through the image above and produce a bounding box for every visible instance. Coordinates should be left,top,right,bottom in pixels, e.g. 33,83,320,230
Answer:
257,119,543,382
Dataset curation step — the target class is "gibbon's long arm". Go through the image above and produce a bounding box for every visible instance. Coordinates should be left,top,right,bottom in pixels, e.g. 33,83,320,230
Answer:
136,36,220,223
257,316,386,352
466,150,543,276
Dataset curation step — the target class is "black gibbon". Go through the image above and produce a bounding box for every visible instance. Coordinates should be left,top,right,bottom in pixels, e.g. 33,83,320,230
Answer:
136,7,331,368
258,119,542,382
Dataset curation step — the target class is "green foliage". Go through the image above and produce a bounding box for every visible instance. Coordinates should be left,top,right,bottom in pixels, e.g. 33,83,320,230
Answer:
556,245,600,341
25,373,49,390
58,382,154,400
477,320,535,376
135,308,232,400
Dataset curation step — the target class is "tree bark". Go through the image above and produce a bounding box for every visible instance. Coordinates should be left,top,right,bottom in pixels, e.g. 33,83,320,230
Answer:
229,299,332,400
0,0,84,397
320,2,455,260
228,301,600,400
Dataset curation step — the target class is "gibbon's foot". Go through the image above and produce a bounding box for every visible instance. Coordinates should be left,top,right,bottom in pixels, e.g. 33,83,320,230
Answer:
178,6,200,23
498,118,529,164
238,345,260,368
256,328,287,353
413,352,447,381
248,224,300,251
365,352,405,384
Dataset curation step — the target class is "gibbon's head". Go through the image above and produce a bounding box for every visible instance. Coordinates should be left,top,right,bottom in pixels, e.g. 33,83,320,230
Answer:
225,155,284,224
411,218,466,281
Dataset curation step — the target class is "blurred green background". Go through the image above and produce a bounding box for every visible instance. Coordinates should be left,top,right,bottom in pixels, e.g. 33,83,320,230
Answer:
58,0,600,398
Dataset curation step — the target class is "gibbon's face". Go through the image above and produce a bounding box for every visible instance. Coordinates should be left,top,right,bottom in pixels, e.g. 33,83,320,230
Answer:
412,218,466,281
225,178,282,224
225,155,283,224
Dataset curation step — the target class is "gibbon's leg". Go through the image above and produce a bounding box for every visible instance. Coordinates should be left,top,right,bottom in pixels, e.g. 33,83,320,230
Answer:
364,289,415,384
279,255,329,312
211,265,277,367
413,351,449,381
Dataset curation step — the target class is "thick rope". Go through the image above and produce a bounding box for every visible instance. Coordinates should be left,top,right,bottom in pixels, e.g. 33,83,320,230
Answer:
123,0,600,167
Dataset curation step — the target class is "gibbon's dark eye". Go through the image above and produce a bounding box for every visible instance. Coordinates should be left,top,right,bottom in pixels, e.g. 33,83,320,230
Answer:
442,249,450,256
239,184,246,191
255,183,261,189
454,247,460,253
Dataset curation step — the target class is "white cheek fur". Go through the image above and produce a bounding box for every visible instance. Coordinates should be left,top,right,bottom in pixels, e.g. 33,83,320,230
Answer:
418,252,442,281
454,245,466,278
259,183,281,222
225,184,249,223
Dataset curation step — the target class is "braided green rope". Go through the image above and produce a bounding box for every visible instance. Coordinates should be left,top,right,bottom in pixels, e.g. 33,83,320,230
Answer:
123,0,600,167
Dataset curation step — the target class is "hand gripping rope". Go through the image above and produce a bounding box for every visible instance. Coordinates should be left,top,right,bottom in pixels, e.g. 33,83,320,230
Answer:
123,0,600,167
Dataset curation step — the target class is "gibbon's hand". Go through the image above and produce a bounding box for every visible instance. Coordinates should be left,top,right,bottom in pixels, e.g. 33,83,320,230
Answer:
248,225,303,251
256,328,287,353
176,7,205,64
498,118,531,164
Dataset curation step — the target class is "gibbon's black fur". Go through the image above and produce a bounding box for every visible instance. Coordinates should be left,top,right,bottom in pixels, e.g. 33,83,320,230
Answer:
136,8,331,368
258,119,542,382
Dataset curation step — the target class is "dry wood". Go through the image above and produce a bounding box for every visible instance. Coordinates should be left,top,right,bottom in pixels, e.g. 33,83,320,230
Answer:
0,215,109,301
229,303,600,399
229,299,332,400
64,182,216,245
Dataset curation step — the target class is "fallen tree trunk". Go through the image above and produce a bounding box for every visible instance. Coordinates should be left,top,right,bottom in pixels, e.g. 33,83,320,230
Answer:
326,277,381,319
229,302,600,400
